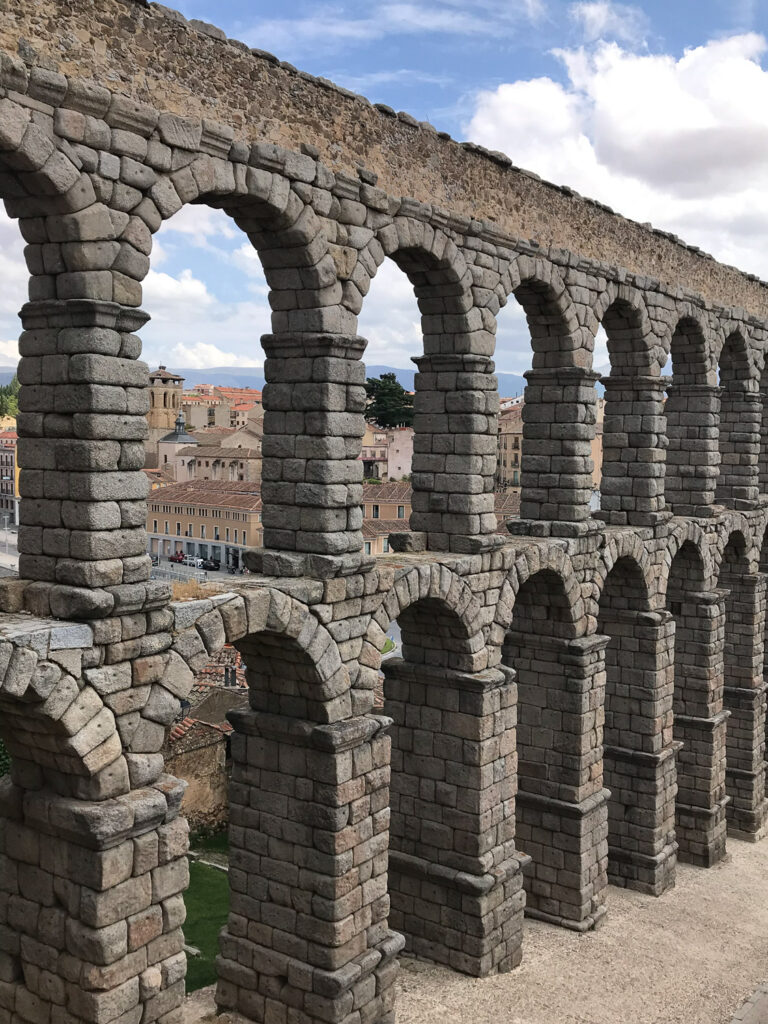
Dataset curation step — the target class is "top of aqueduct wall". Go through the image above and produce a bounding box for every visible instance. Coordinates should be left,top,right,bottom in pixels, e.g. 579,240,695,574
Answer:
2,0,767,322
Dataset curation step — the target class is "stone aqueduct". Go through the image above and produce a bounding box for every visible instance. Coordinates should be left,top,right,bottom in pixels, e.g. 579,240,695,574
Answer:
0,2,768,1022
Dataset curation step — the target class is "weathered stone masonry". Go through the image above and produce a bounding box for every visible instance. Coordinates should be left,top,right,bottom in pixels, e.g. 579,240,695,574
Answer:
0,2,768,1022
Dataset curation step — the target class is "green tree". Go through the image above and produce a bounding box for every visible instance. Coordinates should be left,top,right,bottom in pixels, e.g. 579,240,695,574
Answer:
0,375,19,419
364,373,414,427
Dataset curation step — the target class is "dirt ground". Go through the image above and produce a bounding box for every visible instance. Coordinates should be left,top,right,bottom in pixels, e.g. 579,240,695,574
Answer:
185,836,768,1024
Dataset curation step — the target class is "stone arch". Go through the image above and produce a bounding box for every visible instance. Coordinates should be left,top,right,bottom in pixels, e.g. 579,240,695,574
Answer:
363,562,486,676
591,532,655,616
147,152,341,333
0,638,129,801
491,542,585,644
497,255,583,369
170,588,350,723
663,307,720,514
661,519,716,597
498,544,605,929
663,305,715,383
357,217,483,356
593,284,667,525
714,324,761,509
713,515,756,576
596,542,676,894
592,283,657,374
714,519,766,835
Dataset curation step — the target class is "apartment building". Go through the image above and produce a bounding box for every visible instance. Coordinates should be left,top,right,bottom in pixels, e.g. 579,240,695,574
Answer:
146,480,263,569
360,425,414,481
0,430,18,526
496,399,605,492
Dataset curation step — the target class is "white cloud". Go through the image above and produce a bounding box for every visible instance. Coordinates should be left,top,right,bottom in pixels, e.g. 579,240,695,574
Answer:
0,208,29,351
356,259,423,367
466,33,768,280
357,258,534,372
246,0,545,58
330,68,453,93
142,268,216,320
169,341,262,369
0,340,18,366
570,2,649,45
161,204,237,249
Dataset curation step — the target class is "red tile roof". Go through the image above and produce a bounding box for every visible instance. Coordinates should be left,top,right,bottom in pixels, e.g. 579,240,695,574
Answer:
145,479,263,512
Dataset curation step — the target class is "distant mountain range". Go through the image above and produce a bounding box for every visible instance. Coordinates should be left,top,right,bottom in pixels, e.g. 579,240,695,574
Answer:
143,364,530,397
0,363,607,396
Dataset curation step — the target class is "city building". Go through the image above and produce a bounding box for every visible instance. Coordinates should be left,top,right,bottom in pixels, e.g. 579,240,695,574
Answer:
360,424,414,481
147,366,185,449
146,480,263,568
362,481,412,521
0,429,18,526
183,385,263,431
496,399,605,493
175,445,262,483
497,404,524,490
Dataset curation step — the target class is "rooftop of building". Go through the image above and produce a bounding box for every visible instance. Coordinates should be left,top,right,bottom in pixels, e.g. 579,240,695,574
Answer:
159,411,198,445
150,365,184,382
362,519,413,538
177,445,261,460
146,479,263,512
362,482,414,502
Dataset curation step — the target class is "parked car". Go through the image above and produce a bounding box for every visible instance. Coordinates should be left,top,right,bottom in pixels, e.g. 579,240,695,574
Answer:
182,555,204,568
168,552,185,563
201,558,220,571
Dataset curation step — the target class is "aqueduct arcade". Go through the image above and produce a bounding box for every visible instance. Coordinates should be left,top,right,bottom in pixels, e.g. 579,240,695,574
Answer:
0,2,767,1022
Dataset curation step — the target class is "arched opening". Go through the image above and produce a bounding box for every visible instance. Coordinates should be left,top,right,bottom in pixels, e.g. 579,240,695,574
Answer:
502,569,607,928
717,532,766,835
597,297,665,526
715,332,759,509
666,540,727,865
495,269,595,531
357,232,497,553
598,556,677,894
381,587,520,974
664,317,715,516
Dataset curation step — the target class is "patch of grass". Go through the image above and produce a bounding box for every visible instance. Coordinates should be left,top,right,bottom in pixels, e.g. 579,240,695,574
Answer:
192,829,229,855
184,861,230,993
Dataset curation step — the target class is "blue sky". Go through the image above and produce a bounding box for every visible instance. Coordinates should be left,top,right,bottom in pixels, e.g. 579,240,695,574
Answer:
2,0,768,377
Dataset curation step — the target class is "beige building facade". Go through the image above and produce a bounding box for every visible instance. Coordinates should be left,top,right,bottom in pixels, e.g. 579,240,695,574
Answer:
146,480,263,568
497,399,605,493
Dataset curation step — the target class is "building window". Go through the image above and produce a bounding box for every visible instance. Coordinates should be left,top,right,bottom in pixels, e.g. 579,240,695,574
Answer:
153,520,157,533
364,542,371,555
383,539,390,553
372,505,379,519
242,532,247,545
234,530,238,543
214,527,219,540
175,523,181,536
200,525,206,539
226,529,230,542
397,505,405,519
164,521,169,534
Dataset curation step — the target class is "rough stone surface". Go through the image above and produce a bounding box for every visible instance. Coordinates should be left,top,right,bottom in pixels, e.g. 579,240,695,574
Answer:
2,5,768,1024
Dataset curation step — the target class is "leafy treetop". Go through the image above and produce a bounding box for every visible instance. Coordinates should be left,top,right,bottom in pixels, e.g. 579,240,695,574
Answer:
364,373,414,427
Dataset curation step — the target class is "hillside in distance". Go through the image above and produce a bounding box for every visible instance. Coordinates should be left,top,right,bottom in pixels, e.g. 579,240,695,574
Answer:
140,364,529,397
